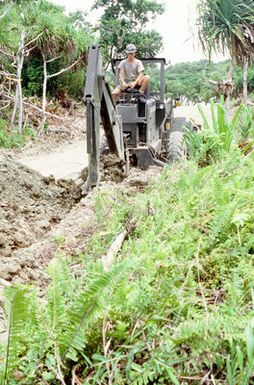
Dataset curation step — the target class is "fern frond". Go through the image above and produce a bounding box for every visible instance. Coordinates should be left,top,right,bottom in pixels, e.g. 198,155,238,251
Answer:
208,201,237,243
60,268,118,362
47,258,74,339
2,285,30,385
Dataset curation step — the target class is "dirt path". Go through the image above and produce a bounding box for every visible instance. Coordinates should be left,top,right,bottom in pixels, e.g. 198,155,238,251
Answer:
174,103,212,125
19,140,88,179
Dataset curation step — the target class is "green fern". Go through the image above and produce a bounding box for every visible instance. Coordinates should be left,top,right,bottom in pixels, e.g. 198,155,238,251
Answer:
226,324,254,385
60,268,118,362
208,201,237,243
1,285,30,385
47,258,74,340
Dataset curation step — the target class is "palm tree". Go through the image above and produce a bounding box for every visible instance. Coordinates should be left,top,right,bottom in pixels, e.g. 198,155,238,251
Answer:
197,0,254,106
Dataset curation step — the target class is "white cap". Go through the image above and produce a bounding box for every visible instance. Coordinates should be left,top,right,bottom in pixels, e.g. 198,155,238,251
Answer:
126,43,137,53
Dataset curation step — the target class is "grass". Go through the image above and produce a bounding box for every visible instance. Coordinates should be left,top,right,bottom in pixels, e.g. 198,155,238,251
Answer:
0,119,35,149
87,153,254,384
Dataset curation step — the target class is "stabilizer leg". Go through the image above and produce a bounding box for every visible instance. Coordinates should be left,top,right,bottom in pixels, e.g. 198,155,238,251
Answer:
82,100,100,194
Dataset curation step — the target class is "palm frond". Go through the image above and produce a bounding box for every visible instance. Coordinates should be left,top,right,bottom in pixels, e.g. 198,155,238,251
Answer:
197,0,254,63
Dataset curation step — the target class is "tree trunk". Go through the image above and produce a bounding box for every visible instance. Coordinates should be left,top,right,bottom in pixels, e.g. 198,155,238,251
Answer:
225,61,234,111
40,53,82,130
17,32,25,133
242,57,248,105
41,54,47,129
11,32,25,132
10,87,18,128
227,61,234,82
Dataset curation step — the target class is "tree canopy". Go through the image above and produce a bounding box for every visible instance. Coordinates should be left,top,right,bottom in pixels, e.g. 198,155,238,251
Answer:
93,0,165,60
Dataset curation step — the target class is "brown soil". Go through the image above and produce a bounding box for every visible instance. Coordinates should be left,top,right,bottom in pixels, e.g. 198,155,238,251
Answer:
0,159,81,263
100,154,126,183
0,196,96,285
0,160,161,286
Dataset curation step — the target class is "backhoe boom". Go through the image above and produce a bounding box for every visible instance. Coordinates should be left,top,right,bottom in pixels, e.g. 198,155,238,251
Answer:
83,45,124,191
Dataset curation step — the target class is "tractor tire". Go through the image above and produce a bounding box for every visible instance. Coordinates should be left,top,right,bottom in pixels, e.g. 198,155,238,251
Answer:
166,131,187,162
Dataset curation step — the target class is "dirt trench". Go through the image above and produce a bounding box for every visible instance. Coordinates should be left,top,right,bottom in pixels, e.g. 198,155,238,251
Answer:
0,153,161,286
0,159,82,277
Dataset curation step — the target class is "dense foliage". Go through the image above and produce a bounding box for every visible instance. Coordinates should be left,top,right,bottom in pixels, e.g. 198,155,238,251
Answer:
197,0,254,106
165,60,230,102
0,1,92,97
0,119,35,148
145,60,254,103
0,0,92,134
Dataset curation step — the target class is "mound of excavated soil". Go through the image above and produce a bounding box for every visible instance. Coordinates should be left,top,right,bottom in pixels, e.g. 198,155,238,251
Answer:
101,154,126,183
79,154,126,188
0,159,81,259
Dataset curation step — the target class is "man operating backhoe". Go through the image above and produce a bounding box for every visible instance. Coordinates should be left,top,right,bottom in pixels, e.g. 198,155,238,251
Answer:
112,43,150,103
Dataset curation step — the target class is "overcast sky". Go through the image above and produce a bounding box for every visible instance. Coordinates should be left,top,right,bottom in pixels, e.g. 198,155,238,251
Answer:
52,0,228,64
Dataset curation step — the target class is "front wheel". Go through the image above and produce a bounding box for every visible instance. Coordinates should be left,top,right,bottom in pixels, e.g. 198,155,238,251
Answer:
166,131,187,162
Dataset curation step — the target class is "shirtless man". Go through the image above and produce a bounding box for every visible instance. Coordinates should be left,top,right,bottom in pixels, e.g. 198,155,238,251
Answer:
112,43,150,103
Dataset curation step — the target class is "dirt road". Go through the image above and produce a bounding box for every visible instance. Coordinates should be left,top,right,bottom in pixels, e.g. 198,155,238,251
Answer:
19,140,88,179
174,102,211,124
18,104,209,179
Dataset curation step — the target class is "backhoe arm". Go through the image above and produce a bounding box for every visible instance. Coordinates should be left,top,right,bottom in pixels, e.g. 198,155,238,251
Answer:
83,45,124,191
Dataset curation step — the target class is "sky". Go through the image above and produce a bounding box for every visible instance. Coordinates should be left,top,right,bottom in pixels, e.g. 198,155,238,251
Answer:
52,0,228,64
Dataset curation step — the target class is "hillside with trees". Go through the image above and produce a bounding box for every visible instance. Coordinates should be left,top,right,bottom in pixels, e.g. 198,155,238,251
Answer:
166,61,254,103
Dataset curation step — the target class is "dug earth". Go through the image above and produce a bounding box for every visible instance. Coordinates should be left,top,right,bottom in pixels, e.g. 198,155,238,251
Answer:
0,159,81,275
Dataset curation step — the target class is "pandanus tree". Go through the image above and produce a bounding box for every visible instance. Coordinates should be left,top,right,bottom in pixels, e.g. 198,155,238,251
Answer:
0,3,45,132
30,1,91,128
0,1,92,132
197,0,254,107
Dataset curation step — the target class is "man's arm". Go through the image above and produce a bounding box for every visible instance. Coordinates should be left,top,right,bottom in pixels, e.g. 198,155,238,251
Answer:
119,67,127,89
129,71,144,89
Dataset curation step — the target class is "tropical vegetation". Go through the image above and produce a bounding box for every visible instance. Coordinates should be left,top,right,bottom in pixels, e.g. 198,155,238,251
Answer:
0,0,93,133
197,0,254,105
92,0,165,63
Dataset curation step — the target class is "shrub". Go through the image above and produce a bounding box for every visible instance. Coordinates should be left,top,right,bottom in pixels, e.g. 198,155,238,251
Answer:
185,101,249,166
0,123,35,149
